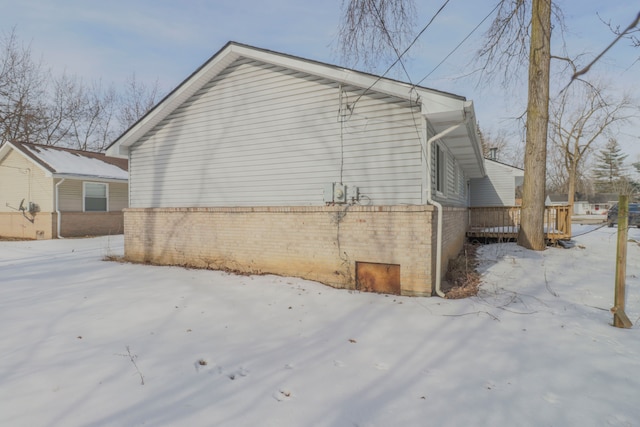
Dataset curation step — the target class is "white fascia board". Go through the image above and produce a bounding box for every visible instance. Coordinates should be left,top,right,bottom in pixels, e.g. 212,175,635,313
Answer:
485,158,525,175
233,44,466,107
463,101,486,178
52,173,128,183
107,44,242,156
106,42,469,157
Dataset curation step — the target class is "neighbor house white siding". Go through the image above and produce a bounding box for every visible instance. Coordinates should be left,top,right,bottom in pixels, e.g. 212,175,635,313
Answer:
469,159,523,206
0,149,53,212
57,180,128,212
129,58,425,208
58,179,82,211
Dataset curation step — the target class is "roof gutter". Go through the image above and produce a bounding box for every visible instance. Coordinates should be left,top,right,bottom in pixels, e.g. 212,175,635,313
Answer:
52,173,127,183
55,178,65,239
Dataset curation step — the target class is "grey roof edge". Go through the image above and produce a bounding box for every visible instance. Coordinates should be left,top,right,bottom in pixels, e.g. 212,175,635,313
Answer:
2,141,128,174
484,157,524,171
106,41,469,155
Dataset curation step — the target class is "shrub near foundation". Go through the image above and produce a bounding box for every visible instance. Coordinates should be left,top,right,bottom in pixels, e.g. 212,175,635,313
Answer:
443,243,481,299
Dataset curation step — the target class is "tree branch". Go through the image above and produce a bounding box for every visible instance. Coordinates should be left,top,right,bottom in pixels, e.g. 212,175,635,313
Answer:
569,11,640,83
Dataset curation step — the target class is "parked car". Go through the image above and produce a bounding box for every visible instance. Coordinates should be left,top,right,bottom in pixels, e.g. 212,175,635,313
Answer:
607,203,640,227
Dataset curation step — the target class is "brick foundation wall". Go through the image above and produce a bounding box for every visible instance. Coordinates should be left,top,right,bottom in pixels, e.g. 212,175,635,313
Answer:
124,205,443,296
59,211,124,237
0,212,55,239
441,207,469,270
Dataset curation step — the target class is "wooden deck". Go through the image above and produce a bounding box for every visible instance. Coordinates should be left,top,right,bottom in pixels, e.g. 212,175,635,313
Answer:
467,206,571,242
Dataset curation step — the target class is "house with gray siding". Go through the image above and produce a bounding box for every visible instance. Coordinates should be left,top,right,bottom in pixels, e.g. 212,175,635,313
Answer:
106,42,487,296
0,141,128,239
470,158,524,206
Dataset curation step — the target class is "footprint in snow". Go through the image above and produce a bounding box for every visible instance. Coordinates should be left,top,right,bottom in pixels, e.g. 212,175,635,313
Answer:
273,389,293,401
227,367,250,380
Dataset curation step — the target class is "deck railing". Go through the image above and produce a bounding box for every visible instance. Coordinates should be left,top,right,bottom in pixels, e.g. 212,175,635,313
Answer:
467,205,571,242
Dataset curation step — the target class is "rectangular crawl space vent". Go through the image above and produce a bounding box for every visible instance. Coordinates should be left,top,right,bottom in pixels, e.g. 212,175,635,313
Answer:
356,262,401,295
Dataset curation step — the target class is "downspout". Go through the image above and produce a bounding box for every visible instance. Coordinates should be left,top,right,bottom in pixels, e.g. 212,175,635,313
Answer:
55,178,65,239
425,121,465,297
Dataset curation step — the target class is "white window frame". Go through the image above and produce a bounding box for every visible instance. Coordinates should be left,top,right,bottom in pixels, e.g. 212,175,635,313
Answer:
83,182,109,212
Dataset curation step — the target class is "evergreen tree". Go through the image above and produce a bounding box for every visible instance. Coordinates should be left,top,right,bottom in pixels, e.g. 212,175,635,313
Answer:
593,138,629,193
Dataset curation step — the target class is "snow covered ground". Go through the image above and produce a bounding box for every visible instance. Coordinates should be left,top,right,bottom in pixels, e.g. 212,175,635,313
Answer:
1,225,639,427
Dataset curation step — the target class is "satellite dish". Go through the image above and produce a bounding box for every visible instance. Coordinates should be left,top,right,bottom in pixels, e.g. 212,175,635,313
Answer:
18,198,25,211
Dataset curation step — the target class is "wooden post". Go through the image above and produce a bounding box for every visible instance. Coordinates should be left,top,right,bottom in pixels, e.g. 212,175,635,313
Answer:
612,195,633,328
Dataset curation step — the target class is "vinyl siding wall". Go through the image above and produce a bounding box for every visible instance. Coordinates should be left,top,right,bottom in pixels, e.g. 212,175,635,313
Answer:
57,180,128,212
129,58,425,208
430,139,468,207
109,183,128,211
58,180,82,211
469,160,522,206
0,148,54,212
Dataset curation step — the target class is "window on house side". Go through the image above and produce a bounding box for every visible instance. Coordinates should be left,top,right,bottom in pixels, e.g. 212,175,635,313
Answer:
436,145,446,194
84,182,108,212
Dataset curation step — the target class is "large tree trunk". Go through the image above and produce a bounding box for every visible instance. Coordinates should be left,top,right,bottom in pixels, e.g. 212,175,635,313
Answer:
567,156,577,232
517,0,552,251
567,162,576,209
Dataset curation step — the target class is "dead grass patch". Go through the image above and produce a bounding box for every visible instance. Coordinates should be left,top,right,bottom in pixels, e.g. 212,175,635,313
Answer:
443,243,481,299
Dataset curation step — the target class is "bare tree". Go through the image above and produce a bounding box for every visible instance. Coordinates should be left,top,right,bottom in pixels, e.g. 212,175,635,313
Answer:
1,29,160,152
40,72,83,146
0,29,48,144
571,11,640,82
337,1,556,249
546,142,594,195
549,81,634,209
477,124,524,167
68,80,117,151
337,0,417,72
475,0,553,250
516,0,552,250
117,73,160,133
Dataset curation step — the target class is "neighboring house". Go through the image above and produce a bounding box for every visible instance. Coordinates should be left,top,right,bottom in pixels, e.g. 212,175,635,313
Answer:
587,193,619,215
0,141,128,239
469,158,524,206
546,193,618,215
546,194,569,206
106,41,486,297
546,194,589,215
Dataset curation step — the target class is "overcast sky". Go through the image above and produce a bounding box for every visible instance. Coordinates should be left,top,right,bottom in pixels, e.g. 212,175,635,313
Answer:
2,0,639,160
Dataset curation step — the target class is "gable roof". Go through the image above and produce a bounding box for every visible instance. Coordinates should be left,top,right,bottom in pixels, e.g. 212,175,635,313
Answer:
547,194,569,203
484,158,524,171
106,41,485,178
1,141,128,181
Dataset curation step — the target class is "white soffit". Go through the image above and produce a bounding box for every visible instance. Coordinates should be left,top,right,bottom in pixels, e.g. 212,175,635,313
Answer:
425,102,485,179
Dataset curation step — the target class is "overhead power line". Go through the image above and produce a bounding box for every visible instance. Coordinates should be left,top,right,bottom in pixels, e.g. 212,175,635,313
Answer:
350,0,452,111
416,1,502,87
